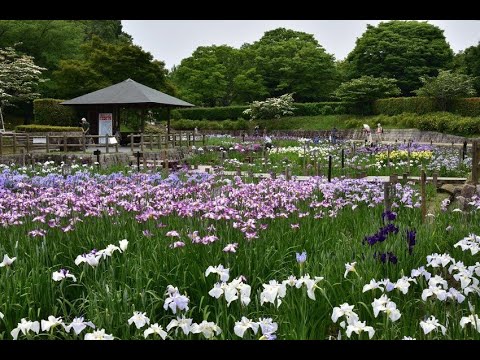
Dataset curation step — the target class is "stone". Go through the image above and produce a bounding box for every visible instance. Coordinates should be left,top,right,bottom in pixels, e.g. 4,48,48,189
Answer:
439,184,456,195
461,184,477,199
456,196,466,210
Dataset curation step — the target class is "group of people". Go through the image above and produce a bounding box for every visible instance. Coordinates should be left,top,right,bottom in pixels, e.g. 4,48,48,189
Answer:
363,123,383,146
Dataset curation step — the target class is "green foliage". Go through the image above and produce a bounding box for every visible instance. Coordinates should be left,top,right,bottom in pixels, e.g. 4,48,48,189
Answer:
243,94,295,120
344,112,480,136
454,42,480,95
53,36,171,99
247,28,340,102
171,45,266,107
346,21,454,95
374,97,440,115
0,46,47,109
173,106,248,121
0,20,85,71
414,70,476,110
15,124,82,132
170,119,249,131
33,99,77,126
450,98,480,117
335,76,401,114
173,102,349,121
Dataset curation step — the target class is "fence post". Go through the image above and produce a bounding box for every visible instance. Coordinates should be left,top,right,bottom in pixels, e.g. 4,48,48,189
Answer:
341,148,345,169
46,134,50,153
150,134,154,150
140,134,144,153
130,134,134,153
433,171,438,188
471,140,479,185
203,134,206,146
105,135,109,153
21,148,25,166
421,170,427,223
192,132,196,146
463,141,468,161
328,155,332,182
164,134,168,149
26,133,30,154
13,133,17,154
179,131,182,147
0,133,3,156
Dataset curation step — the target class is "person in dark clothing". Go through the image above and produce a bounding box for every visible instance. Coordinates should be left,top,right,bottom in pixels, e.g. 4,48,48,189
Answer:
330,126,338,145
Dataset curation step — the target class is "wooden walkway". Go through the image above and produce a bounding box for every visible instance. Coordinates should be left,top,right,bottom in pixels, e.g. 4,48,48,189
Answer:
185,165,466,184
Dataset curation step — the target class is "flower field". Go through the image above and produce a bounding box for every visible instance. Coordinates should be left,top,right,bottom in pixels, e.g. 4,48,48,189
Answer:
1,160,480,340
191,137,471,178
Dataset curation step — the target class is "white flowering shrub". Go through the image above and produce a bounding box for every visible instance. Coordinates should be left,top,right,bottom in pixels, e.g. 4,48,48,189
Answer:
243,94,295,120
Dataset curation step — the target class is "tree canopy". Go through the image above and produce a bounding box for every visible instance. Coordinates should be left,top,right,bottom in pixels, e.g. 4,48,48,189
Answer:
53,36,171,99
0,46,46,111
335,76,401,114
454,42,480,95
171,45,266,107
346,21,454,95
414,70,476,110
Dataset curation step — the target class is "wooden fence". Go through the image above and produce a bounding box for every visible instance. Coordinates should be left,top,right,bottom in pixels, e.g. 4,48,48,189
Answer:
0,132,206,156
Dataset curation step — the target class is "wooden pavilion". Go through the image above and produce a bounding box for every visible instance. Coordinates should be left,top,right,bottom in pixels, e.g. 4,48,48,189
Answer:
61,78,194,137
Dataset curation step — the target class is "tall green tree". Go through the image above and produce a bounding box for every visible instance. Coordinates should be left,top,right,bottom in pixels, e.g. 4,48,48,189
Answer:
414,70,476,110
0,20,85,71
172,45,266,107
454,42,480,95
346,21,454,95
53,36,171,99
335,76,401,114
79,20,132,43
247,28,339,102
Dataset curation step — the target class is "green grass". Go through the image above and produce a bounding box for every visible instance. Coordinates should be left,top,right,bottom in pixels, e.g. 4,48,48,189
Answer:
0,165,479,340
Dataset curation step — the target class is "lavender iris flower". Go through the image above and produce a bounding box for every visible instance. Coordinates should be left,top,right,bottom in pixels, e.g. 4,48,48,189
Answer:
296,251,307,264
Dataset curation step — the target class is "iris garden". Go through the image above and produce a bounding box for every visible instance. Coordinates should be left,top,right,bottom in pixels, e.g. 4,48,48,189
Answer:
0,138,479,340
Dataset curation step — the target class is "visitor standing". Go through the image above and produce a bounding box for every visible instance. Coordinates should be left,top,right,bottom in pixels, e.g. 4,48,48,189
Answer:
80,117,90,149
376,123,383,143
264,134,273,150
330,126,338,145
363,124,373,146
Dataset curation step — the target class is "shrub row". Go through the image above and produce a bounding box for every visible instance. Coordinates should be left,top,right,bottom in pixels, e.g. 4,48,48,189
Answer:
172,102,349,120
374,97,480,117
345,112,479,137
15,125,83,133
373,97,439,115
171,119,249,131
33,99,77,127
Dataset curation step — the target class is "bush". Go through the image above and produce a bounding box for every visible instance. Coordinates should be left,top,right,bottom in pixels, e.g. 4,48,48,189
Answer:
16,125,83,132
450,98,480,117
33,99,77,126
373,97,440,115
173,106,248,121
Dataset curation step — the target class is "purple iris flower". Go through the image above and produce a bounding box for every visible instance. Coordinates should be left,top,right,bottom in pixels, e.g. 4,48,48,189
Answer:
296,251,307,263
382,211,397,223
406,229,416,255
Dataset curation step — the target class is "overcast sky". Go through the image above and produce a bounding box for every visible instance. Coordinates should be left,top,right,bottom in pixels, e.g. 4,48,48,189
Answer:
122,20,480,71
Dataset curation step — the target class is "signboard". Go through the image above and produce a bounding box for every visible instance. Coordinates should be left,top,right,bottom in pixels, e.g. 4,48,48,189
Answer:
98,113,113,144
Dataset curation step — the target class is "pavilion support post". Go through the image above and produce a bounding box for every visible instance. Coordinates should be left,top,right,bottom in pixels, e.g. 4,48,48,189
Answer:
167,107,171,134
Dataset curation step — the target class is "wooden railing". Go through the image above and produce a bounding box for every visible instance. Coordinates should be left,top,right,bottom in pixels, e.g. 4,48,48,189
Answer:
0,132,206,156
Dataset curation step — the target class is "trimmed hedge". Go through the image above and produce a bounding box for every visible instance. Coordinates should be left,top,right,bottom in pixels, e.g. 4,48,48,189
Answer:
173,106,248,121
450,98,480,117
33,99,77,127
173,102,349,120
374,97,480,117
344,112,479,137
171,119,249,131
16,125,83,133
373,97,440,115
